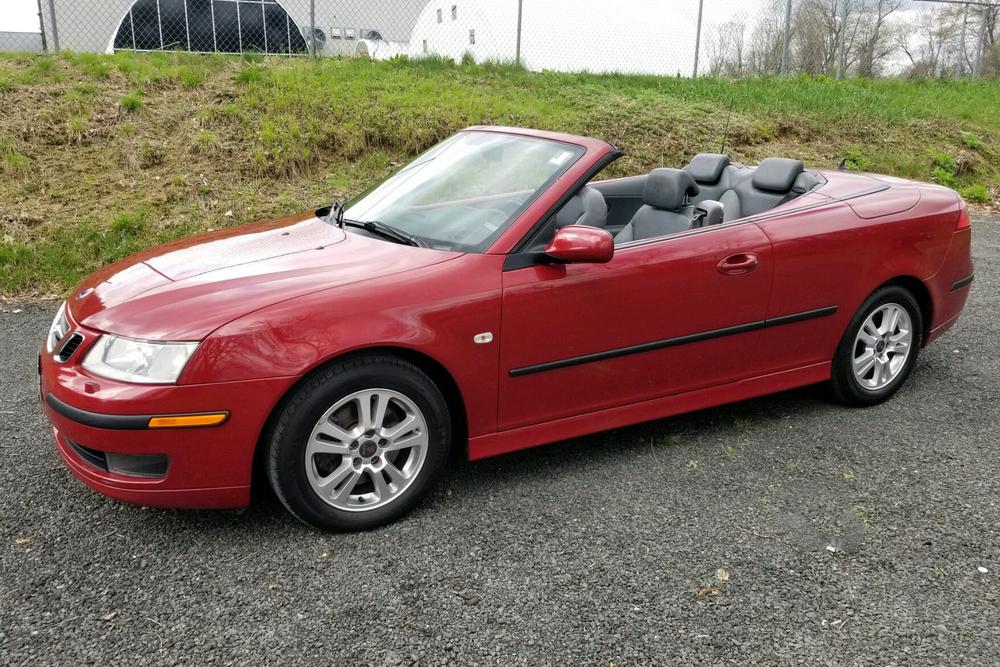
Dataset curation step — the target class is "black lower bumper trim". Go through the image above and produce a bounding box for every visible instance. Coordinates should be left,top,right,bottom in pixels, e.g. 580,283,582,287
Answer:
46,394,150,430
950,274,974,291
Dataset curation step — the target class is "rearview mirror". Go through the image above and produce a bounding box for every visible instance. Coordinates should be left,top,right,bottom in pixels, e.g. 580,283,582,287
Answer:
544,225,614,264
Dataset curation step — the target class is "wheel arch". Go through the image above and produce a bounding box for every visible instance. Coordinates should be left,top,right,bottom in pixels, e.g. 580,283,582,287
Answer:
251,346,469,490
877,275,933,346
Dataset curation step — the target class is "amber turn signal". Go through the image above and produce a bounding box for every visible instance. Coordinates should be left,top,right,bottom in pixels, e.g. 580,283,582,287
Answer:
147,413,229,429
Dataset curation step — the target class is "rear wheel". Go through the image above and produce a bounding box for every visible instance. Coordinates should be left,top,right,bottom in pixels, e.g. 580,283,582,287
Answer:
830,286,923,406
266,354,451,531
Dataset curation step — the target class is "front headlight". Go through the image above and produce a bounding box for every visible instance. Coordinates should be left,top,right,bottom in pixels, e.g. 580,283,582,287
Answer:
46,302,69,354
82,335,199,384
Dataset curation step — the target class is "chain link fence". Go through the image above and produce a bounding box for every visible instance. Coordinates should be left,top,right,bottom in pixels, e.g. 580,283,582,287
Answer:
8,0,1000,78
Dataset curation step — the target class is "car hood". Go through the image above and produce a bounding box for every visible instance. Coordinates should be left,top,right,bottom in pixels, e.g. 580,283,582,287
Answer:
69,212,461,340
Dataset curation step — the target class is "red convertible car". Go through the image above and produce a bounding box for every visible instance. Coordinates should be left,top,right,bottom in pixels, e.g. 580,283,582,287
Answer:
40,127,973,530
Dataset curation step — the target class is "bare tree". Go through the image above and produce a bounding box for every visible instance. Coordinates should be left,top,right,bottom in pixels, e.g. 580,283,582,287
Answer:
899,6,969,77
793,0,842,75
700,0,993,79
746,0,788,74
707,19,748,76
854,0,902,77
979,5,1000,76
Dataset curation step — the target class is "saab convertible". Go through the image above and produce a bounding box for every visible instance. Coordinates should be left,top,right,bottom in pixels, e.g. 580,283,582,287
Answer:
39,127,974,530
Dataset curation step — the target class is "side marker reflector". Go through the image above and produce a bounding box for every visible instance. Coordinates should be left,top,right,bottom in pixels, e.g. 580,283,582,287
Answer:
147,413,229,429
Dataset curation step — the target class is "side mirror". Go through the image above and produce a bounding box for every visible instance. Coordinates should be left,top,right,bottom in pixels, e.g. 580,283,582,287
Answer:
544,225,614,264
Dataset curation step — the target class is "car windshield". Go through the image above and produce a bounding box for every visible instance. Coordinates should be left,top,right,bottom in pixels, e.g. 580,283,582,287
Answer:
342,131,585,252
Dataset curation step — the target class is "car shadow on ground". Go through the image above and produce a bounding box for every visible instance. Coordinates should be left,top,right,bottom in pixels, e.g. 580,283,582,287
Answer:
110,381,837,535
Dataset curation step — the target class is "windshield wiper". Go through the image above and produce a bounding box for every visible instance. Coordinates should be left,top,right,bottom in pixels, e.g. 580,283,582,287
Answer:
329,200,346,228
341,219,426,248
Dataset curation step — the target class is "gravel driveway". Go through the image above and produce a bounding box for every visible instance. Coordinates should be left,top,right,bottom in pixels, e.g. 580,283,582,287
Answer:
2,217,998,666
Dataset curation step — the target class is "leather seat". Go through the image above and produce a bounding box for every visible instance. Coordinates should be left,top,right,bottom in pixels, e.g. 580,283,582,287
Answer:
684,153,732,198
721,157,805,220
556,186,608,229
616,168,699,243
684,154,811,222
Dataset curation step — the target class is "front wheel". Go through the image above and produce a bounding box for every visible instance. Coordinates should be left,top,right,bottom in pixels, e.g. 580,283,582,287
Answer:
830,286,923,406
266,355,452,531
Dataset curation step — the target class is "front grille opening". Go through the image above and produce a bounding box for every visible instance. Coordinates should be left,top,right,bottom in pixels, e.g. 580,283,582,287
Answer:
68,439,108,471
67,439,168,478
105,453,168,478
56,333,85,362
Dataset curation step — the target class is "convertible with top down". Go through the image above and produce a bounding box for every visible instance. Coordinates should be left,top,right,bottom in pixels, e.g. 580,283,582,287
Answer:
39,126,974,530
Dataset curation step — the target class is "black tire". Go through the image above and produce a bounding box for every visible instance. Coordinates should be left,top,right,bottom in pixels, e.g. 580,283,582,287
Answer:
266,354,452,531
830,285,923,407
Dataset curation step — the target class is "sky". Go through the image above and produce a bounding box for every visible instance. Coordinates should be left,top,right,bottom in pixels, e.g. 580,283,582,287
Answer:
2,0,41,32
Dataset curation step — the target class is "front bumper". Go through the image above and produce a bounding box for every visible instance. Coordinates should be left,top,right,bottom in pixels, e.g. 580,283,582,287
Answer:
39,326,295,509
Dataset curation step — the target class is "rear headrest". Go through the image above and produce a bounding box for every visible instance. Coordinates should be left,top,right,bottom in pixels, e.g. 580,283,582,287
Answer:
556,186,607,228
752,158,805,193
644,168,699,210
684,153,731,185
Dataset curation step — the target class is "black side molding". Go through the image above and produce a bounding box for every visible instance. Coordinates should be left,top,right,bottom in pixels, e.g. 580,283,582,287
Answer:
764,305,838,327
46,394,151,430
950,274,974,291
509,320,764,377
509,306,838,378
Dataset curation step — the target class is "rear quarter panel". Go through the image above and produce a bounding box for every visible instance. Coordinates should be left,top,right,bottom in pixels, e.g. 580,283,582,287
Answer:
754,185,960,371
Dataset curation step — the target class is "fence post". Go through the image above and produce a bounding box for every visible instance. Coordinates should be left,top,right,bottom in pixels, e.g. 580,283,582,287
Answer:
693,0,704,77
515,0,524,67
309,0,316,57
36,0,47,52
837,0,848,78
973,7,986,78
780,0,792,76
959,3,969,76
46,0,59,52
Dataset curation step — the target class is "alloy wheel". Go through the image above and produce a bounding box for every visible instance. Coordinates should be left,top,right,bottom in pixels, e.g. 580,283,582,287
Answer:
305,389,428,511
852,302,913,391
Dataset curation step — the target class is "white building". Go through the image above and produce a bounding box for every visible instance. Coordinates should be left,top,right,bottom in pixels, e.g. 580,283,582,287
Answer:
407,0,702,76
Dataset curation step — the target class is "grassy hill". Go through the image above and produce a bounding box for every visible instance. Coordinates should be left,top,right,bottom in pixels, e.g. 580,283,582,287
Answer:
1,51,997,296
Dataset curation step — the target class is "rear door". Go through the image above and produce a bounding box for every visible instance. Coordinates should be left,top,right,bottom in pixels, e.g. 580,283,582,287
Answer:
497,223,775,431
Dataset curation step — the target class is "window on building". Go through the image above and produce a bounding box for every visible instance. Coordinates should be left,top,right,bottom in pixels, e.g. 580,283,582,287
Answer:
344,28,356,40
436,8,443,23
422,39,428,54
451,5,457,20
469,29,475,45
330,27,342,40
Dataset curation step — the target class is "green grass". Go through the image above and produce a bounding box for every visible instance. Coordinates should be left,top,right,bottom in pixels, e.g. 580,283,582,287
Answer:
0,138,31,177
0,51,997,296
119,89,143,112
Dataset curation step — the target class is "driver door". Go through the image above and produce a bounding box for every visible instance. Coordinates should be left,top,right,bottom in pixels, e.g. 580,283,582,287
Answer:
497,223,774,431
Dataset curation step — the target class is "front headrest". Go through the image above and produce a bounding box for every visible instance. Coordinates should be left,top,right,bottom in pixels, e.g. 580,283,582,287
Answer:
752,158,805,193
643,168,699,210
684,153,731,184
556,186,607,228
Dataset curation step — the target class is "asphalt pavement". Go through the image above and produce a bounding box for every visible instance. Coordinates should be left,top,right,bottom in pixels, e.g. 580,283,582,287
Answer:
2,216,998,666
